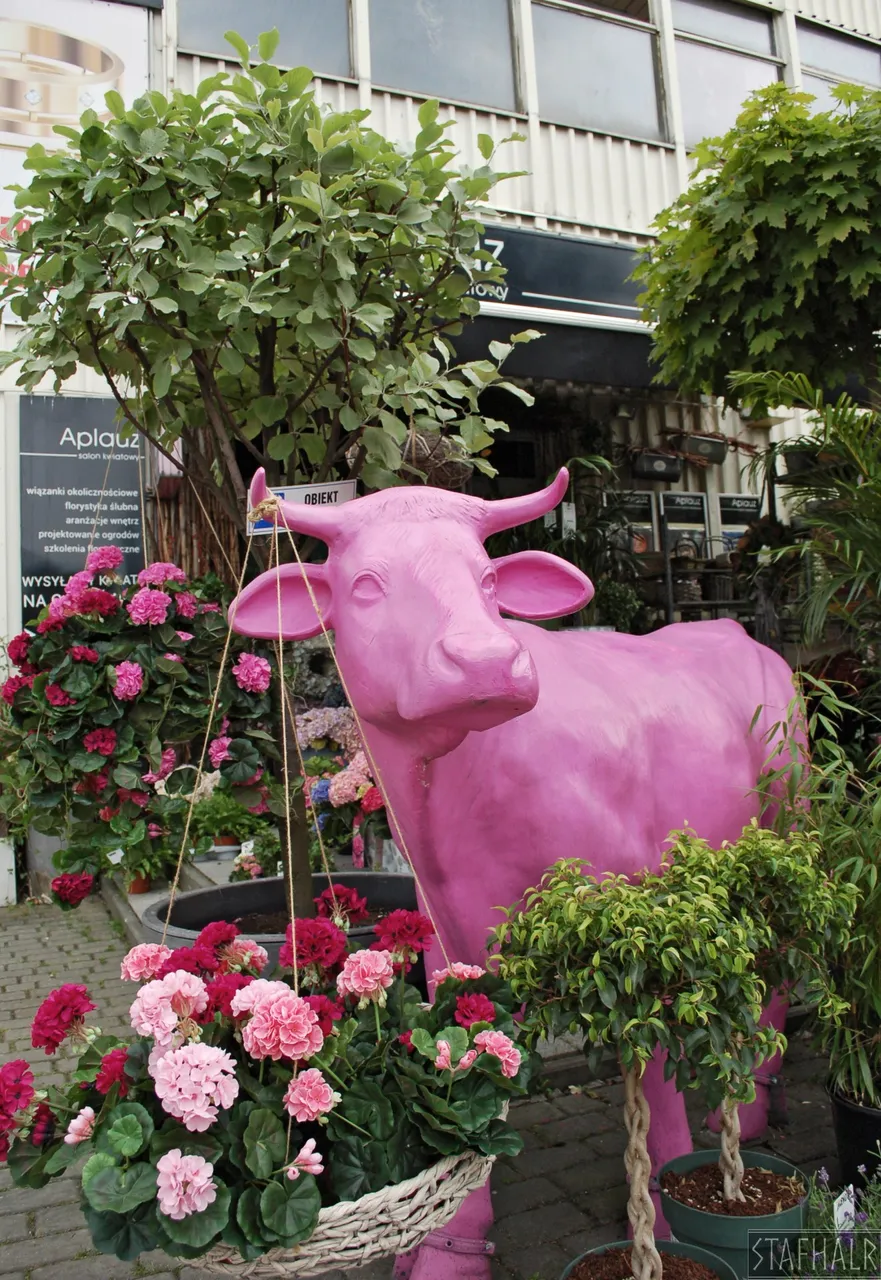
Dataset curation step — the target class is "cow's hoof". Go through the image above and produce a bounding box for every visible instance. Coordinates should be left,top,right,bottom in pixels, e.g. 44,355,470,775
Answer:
406,1232,495,1280
705,1077,787,1139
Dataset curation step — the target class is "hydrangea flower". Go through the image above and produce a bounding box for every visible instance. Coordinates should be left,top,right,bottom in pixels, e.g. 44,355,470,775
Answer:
85,545,124,574
127,588,171,626
113,660,143,700
156,1149,217,1219
232,653,272,693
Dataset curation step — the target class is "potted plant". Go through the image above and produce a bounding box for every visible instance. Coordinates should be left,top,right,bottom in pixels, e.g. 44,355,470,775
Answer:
655,824,855,1278
493,855,781,1280
669,433,728,466
189,789,272,855
0,913,529,1269
122,848,173,896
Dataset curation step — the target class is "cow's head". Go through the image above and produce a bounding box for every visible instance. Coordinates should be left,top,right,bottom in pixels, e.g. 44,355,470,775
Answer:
230,468,592,740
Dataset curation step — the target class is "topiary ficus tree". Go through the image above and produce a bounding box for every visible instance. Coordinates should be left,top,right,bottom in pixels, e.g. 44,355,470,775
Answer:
635,83,881,412
0,28,535,548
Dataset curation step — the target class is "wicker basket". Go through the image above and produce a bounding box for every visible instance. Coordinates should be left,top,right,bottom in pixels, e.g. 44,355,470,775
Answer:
188,1146,496,1277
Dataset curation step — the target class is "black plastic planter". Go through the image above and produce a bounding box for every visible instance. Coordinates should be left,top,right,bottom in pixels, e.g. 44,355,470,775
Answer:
141,871,418,971
659,1151,806,1280
829,1087,881,1188
560,1239,738,1280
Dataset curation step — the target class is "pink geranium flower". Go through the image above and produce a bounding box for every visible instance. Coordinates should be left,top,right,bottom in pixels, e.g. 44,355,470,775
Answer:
336,949,395,1008
127,588,171,625
143,747,176,784
138,562,187,587
208,736,232,767
86,545,124,574
283,1069,340,1123
151,1044,238,1131
129,972,208,1046
63,1106,95,1145
431,963,486,985
156,1149,217,1219
242,991,324,1062
232,653,271,693
113,660,143,700
285,1136,324,1180
120,943,173,982
175,592,198,619
474,1029,521,1079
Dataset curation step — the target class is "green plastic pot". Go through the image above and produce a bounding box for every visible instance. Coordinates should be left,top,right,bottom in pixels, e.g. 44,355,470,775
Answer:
560,1239,738,1280
659,1150,806,1280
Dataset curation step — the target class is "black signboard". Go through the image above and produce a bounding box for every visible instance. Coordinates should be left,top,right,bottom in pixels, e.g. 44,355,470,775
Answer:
473,225,644,323
20,397,145,624
720,495,761,524
660,492,707,524
660,491,708,557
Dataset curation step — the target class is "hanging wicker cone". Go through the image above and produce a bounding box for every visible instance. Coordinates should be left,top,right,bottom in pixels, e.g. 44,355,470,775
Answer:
346,430,472,490
189,1146,497,1277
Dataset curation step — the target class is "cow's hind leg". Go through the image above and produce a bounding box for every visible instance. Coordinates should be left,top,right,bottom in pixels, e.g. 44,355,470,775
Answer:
706,989,789,1139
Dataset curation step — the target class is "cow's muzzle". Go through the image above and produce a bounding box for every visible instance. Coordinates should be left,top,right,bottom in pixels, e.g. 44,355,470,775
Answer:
398,632,538,729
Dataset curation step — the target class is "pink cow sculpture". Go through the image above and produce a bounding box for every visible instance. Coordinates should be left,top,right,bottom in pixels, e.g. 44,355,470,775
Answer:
231,466,798,1280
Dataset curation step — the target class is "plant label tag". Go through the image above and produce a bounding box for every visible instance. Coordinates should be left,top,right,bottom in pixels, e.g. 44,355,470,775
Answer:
834,1185,855,1233
543,510,556,530
107,848,124,866
239,840,254,857
561,502,577,535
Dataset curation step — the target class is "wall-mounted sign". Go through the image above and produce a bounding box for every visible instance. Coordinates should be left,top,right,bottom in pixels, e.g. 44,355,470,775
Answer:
20,396,145,623
604,490,656,554
719,493,761,553
248,480,358,536
0,2,150,278
472,225,645,327
659,491,708,558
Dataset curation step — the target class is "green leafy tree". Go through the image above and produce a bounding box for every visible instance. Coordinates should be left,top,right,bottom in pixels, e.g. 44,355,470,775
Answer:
636,84,881,410
0,28,534,546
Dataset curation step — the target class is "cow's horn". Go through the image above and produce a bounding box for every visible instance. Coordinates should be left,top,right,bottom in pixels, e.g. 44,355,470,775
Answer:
479,468,569,537
247,468,343,543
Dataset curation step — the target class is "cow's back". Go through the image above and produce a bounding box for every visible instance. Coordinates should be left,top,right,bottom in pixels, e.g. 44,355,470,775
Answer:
424,618,798,961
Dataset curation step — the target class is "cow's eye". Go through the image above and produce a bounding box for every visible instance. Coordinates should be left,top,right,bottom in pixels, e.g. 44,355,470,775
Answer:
480,568,497,595
351,572,386,602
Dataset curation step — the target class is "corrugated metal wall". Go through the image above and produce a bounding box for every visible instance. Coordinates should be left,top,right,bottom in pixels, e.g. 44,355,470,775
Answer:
795,0,881,38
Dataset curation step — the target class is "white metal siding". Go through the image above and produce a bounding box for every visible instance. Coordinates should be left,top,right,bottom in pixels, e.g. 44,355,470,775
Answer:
793,0,881,38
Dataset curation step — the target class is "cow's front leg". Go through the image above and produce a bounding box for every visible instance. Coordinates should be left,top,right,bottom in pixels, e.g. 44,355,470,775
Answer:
636,1047,693,1240
706,989,789,1139
396,1184,494,1280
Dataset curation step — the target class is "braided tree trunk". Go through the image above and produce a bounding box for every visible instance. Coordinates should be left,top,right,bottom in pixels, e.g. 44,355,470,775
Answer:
719,1096,745,1202
623,1067,663,1280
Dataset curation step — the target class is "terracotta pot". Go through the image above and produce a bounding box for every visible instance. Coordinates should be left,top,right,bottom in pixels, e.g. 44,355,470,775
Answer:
214,835,238,848
127,873,152,895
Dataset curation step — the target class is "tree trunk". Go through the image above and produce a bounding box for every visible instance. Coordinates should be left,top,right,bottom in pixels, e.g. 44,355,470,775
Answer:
623,1065,663,1280
719,1095,745,1202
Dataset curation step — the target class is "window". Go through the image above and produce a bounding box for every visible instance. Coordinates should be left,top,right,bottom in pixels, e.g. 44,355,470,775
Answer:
369,0,517,112
673,0,780,147
178,0,352,78
798,22,881,111
532,3,664,141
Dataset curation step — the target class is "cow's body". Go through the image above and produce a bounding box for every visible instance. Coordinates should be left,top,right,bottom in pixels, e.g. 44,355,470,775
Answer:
367,619,793,963
232,469,799,1280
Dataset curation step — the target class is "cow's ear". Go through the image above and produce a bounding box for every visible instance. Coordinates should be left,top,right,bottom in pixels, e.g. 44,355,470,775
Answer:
492,551,593,620
228,563,333,640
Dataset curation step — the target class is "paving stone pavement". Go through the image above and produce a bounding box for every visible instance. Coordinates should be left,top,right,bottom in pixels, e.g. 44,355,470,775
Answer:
0,899,837,1280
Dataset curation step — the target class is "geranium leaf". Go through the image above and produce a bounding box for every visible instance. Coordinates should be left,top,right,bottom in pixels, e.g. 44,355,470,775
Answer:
259,1175,320,1245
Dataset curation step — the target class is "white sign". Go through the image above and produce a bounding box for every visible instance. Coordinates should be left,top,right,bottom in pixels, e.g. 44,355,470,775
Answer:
561,502,577,536
107,847,125,866
834,1186,855,1234
248,481,358,535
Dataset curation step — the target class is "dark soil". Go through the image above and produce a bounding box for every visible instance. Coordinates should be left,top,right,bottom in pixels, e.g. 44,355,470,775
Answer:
234,908,387,935
569,1247,718,1280
661,1164,805,1216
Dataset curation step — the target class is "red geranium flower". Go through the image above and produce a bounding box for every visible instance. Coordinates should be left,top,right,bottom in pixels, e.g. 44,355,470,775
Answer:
454,993,497,1029
303,994,345,1035
7,633,30,666
201,973,254,1021
195,921,239,952
97,805,118,823
1,674,34,705
155,945,219,979
314,884,370,925
398,1029,415,1053
36,617,63,635
360,786,384,814
31,984,95,1055
30,1102,56,1147
0,1060,35,1115
50,873,94,907
68,646,99,663
74,770,109,797
95,1047,129,1098
45,683,74,707
374,909,434,959
69,588,117,617
278,918,348,973
83,728,117,756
